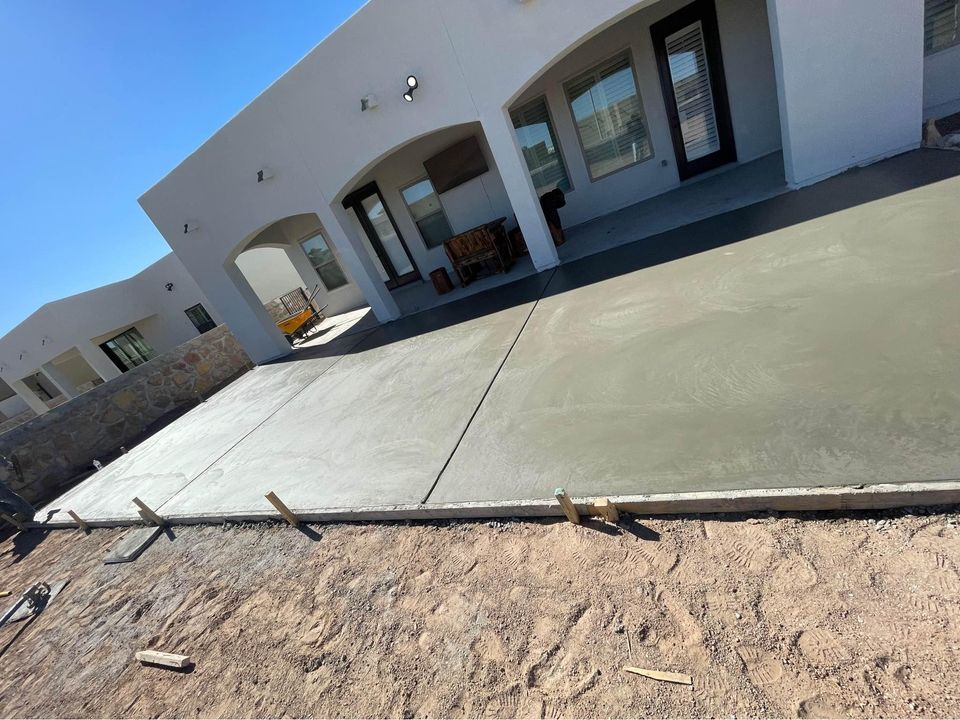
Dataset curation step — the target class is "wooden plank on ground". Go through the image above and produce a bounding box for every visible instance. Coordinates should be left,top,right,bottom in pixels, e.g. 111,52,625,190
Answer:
104,526,162,564
136,650,192,668
624,666,692,685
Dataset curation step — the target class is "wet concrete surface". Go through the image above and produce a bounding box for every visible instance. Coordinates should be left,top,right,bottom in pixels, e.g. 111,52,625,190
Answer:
37,150,960,521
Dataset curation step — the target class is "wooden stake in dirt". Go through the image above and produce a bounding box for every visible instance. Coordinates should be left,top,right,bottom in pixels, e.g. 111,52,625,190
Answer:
624,666,692,685
594,497,619,523
265,491,299,527
554,488,580,524
67,510,90,533
132,497,165,527
136,650,192,669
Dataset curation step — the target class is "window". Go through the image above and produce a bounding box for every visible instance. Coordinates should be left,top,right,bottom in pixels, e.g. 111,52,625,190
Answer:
300,232,348,290
400,178,453,249
510,96,571,195
99,328,156,372
185,303,216,334
925,0,960,54
565,52,652,180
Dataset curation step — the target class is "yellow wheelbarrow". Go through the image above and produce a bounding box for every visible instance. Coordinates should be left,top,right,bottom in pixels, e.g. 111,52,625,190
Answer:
275,285,327,345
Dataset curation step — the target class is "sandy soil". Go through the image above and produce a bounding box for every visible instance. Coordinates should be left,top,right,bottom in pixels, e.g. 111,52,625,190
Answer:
1,508,959,718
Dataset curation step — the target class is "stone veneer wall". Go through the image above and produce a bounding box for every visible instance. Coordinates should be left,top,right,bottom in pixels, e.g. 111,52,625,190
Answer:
0,324,252,506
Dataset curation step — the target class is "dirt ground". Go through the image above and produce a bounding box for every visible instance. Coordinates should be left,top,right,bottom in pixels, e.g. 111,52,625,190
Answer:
1,507,959,718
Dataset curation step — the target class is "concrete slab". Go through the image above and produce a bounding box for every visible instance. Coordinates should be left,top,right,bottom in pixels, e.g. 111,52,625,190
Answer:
36,331,372,524
30,150,960,523
155,274,551,517
432,153,960,502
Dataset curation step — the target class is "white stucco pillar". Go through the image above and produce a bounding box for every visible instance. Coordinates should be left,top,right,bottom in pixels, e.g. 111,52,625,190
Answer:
40,361,79,400
315,202,400,323
480,110,559,272
212,263,293,364
766,0,923,188
75,340,123,382
9,379,49,416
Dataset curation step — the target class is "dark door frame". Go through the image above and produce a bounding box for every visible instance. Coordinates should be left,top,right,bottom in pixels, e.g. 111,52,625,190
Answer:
650,0,737,181
342,181,421,290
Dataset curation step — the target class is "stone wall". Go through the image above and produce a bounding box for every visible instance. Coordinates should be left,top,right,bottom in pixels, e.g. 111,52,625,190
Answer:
0,408,37,436
0,324,252,507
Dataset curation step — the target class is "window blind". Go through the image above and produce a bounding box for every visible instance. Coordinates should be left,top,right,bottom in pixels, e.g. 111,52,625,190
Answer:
665,21,720,162
925,0,960,53
565,53,652,180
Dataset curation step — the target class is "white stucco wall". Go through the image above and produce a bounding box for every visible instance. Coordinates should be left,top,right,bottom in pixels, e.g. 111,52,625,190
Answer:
0,253,223,387
0,394,29,420
139,0,925,362
235,247,304,304
346,123,514,281
509,0,782,228
923,43,960,118
767,0,924,187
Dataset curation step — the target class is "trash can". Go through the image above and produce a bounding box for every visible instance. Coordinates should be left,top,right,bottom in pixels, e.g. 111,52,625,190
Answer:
430,267,454,295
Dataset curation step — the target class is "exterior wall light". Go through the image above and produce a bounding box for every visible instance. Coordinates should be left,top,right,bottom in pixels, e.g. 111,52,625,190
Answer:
257,167,275,183
403,75,418,102
165,282,175,292
183,221,200,234
360,94,378,111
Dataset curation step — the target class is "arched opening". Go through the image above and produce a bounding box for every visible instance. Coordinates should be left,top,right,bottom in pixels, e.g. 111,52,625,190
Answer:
334,122,548,316
500,0,786,261
231,213,369,348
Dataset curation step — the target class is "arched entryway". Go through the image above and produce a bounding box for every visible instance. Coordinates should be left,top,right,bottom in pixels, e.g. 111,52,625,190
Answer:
230,213,367,347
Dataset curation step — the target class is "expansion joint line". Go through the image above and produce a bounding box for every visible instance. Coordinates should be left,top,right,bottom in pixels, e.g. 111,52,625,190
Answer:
154,331,374,513
420,268,558,504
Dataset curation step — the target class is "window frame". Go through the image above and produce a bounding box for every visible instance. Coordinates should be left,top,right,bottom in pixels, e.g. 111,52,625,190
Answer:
299,230,349,292
925,0,960,55
509,93,574,195
563,48,655,182
399,177,455,251
184,303,217,334
99,327,156,373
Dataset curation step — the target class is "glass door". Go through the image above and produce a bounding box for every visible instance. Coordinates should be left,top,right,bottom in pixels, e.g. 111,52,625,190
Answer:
342,182,420,289
651,0,736,180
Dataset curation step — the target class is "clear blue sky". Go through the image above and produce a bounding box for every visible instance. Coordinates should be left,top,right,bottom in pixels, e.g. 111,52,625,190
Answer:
0,0,363,336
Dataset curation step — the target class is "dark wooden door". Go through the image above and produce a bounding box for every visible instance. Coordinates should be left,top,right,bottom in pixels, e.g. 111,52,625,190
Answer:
342,182,420,289
651,0,736,180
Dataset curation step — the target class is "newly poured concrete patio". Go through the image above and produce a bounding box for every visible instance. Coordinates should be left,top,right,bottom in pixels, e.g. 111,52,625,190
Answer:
37,150,960,525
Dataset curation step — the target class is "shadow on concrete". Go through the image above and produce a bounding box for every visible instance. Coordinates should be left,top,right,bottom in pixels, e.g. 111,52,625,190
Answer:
272,149,960,364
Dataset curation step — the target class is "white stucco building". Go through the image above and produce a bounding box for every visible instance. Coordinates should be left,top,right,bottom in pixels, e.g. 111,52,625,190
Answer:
135,0,960,367
0,254,223,425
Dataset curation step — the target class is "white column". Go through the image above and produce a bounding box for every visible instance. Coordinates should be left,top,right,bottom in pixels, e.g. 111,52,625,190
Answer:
76,340,123,382
766,0,923,188
315,202,400,323
9,379,49,416
213,262,293,364
40,361,79,399
480,109,559,271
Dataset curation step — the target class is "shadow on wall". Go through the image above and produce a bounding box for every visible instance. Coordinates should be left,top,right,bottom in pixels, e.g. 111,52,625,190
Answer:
278,148,960,364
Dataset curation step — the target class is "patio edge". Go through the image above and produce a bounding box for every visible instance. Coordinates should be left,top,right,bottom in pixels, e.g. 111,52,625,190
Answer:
26,480,960,529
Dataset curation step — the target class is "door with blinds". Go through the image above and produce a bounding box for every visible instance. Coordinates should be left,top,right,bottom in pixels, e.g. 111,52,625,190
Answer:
651,0,736,180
